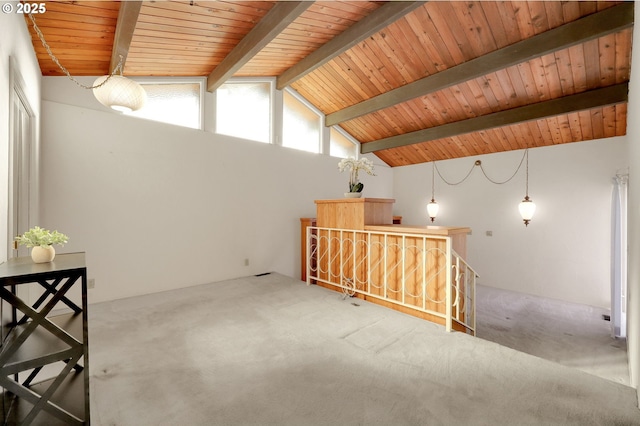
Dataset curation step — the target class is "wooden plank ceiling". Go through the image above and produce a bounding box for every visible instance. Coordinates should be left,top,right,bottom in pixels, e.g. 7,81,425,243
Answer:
25,1,633,167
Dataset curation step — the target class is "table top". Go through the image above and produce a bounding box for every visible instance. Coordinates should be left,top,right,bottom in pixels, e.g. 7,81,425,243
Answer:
0,252,86,284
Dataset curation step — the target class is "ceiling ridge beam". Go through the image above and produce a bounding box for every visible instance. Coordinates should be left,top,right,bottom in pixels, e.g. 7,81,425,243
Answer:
361,83,629,154
327,2,634,127
207,1,312,92
110,1,143,73
276,1,425,90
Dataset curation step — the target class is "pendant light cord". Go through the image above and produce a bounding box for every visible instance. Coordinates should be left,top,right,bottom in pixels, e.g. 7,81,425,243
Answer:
434,149,528,186
28,12,123,90
431,161,436,200
524,148,530,197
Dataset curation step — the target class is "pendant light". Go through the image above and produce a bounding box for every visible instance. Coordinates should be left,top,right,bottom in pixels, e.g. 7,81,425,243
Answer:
93,74,147,112
518,149,536,226
427,161,439,222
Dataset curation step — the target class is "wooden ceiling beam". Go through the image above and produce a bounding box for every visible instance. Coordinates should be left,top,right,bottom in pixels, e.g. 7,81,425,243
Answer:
275,1,425,90
361,83,629,154
207,1,312,92
110,1,142,73
327,2,634,127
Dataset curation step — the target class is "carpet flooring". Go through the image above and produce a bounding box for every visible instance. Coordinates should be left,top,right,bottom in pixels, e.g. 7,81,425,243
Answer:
88,273,640,425
476,284,630,386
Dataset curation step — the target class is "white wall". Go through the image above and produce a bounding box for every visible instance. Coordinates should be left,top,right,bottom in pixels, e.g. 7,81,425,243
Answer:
39,81,393,303
393,138,628,309
625,0,640,398
0,6,42,263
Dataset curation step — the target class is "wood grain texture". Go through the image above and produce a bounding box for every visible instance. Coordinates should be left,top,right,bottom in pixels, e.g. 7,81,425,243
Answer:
25,0,632,166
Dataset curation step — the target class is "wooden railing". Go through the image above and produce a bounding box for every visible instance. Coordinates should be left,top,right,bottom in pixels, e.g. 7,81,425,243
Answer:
305,226,477,335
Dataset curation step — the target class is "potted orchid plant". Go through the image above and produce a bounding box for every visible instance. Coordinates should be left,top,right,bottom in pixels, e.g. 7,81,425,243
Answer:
15,226,69,263
338,157,375,198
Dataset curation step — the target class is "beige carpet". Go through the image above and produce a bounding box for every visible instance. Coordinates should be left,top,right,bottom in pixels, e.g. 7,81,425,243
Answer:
88,273,640,425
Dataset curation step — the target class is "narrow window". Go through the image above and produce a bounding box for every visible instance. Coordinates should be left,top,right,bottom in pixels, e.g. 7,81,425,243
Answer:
216,82,271,143
330,127,358,158
127,82,201,129
282,90,321,153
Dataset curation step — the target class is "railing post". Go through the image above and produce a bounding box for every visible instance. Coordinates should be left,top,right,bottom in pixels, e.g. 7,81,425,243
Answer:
327,229,332,284
383,233,388,299
445,236,452,332
472,272,477,335
352,230,357,292
422,236,426,310
339,229,344,287
306,226,311,286
367,230,371,294
455,256,460,321
401,235,406,305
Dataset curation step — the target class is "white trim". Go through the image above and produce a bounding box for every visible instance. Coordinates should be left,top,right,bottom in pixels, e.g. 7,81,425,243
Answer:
8,57,38,258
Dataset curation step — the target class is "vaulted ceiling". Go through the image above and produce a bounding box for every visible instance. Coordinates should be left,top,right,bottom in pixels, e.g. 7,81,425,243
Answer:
25,1,633,167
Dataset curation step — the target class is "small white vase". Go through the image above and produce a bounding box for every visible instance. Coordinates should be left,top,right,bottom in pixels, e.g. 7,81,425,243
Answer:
344,192,363,198
31,246,56,263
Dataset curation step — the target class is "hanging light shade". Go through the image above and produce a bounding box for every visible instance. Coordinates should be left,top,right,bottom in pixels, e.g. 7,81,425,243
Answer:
93,75,147,112
427,199,439,222
519,195,536,226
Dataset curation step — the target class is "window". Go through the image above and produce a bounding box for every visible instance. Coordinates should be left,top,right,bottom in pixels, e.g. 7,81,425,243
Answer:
282,90,321,153
127,82,201,129
216,81,271,143
330,127,358,158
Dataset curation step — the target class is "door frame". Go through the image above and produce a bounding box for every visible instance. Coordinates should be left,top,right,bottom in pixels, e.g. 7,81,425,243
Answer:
8,57,38,259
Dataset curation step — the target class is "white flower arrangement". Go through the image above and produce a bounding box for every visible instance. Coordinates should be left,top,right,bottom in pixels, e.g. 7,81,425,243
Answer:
338,157,375,192
15,226,69,248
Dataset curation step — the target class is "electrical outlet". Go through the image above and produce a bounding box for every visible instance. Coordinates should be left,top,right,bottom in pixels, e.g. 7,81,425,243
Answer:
486,231,493,237
87,278,95,289
244,258,249,266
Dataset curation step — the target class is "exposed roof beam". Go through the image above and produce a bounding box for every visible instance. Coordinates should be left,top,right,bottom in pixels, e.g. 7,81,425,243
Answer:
276,1,425,90
110,1,142,73
361,83,629,154
327,2,634,127
207,1,312,92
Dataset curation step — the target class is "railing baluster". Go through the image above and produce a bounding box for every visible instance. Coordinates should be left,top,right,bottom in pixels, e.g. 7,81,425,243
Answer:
445,237,452,333
383,233,388,300
401,235,406,306
306,226,311,286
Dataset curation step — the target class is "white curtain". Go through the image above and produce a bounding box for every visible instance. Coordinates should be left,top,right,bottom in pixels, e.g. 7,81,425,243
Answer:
611,173,628,338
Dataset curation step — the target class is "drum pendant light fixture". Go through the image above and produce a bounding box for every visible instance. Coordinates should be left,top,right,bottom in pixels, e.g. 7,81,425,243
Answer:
93,74,147,112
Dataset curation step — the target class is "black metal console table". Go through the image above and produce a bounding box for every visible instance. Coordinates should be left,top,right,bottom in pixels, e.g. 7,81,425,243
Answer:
0,252,89,425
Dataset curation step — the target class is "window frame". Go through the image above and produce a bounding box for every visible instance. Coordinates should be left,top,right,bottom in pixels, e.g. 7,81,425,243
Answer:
282,87,324,154
329,125,360,159
214,77,275,144
130,77,206,130
211,78,362,159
